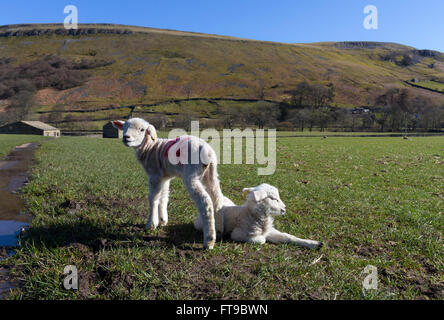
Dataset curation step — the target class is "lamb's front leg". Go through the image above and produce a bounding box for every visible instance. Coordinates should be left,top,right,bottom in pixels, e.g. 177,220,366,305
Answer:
147,176,163,230
266,228,322,249
158,178,171,227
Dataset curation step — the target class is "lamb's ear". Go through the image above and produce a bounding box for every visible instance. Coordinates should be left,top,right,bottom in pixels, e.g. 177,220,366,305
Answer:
242,188,251,199
112,120,125,131
147,124,157,141
251,189,267,202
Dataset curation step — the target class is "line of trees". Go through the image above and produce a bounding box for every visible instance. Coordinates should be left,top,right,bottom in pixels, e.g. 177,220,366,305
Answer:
130,82,443,132
2,69,443,132
204,82,443,132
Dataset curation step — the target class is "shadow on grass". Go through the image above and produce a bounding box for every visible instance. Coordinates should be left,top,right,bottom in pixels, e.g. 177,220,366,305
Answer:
20,220,214,251
163,223,208,249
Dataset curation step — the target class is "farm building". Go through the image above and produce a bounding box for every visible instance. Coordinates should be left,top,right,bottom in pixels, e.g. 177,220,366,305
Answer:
0,121,60,137
103,122,123,139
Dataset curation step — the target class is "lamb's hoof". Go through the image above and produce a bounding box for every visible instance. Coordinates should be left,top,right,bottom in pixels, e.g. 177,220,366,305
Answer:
204,239,216,250
253,239,266,245
159,220,168,227
316,242,324,250
146,223,158,230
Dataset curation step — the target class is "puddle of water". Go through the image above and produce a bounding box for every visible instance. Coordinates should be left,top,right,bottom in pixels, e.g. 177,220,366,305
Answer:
0,142,37,299
0,221,28,246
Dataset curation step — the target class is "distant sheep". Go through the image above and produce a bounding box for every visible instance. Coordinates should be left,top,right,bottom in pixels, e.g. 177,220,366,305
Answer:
112,118,224,249
196,184,322,249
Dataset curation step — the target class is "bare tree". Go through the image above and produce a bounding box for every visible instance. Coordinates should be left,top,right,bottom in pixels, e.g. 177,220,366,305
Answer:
286,82,335,108
284,82,335,131
149,113,169,129
215,105,244,129
243,101,280,129
287,108,311,132
174,106,198,131
7,90,35,121
184,83,193,99
255,79,265,100
374,88,433,133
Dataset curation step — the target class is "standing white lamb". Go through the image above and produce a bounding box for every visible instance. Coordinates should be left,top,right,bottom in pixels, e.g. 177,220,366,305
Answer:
112,118,224,249
195,183,322,249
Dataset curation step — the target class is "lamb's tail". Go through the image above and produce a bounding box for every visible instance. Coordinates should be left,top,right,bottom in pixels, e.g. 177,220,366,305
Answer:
205,162,225,234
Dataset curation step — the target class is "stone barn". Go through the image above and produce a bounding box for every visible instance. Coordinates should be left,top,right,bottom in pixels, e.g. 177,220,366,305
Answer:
0,121,60,137
103,122,123,139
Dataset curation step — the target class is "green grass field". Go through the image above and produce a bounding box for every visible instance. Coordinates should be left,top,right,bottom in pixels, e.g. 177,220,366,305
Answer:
407,80,444,92
0,135,48,159
409,80,444,92
0,134,443,299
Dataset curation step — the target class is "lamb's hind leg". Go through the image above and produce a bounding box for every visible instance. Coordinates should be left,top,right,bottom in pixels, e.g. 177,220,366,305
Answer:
201,164,224,235
194,213,203,231
185,176,216,249
266,228,322,249
158,178,171,227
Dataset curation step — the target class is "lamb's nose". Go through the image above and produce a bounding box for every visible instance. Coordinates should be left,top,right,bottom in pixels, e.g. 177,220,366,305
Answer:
124,135,130,141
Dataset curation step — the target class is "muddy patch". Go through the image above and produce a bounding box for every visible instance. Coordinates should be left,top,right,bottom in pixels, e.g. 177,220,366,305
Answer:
0,142,38,299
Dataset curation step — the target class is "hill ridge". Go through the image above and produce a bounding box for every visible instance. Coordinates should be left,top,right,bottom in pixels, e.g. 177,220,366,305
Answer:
2,23,442,54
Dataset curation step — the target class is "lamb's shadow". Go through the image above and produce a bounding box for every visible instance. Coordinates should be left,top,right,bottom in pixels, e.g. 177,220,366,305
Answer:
163,223,233,248
162,223,207,249
21,221,139,250
20,220,214,251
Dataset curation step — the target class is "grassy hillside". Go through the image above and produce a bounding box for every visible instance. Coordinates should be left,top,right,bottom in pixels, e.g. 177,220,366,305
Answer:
0,23,443,129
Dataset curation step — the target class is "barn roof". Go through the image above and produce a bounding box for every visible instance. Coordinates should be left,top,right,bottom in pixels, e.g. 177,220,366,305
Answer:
103,122,116,128
21,121,59,131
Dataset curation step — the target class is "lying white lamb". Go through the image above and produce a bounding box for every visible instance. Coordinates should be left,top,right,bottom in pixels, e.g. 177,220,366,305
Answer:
196,183,322,249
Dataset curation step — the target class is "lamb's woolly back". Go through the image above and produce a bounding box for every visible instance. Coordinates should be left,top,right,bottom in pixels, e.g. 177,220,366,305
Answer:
136,137,166,164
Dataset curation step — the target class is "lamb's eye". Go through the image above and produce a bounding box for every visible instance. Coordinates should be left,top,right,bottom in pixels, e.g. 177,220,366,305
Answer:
140,128,145,132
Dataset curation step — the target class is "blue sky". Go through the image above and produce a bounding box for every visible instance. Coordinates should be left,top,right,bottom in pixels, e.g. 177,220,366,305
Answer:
1,0,443,52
